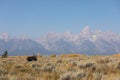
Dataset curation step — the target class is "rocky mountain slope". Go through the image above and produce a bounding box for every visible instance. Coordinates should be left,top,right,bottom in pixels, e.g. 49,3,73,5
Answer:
1,26,120,55
37,26,120,55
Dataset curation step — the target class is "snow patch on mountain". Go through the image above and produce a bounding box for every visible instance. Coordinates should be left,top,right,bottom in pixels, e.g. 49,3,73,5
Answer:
1,26,120,55
0,33,10,41
37,26,120,54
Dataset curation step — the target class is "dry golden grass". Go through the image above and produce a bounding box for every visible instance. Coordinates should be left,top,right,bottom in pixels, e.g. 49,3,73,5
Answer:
0,54,120,80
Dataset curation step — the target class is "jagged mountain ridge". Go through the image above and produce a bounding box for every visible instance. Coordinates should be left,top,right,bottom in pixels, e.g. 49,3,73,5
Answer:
37,26,120,55
0,26,120,55
0,37,49,56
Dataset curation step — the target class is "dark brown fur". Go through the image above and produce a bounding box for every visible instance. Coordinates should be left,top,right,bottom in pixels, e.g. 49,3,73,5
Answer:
27,55,37,61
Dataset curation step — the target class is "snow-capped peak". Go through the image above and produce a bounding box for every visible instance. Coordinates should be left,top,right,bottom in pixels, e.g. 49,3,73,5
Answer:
1,26,120,55
81,26,92,35
0,32,10,40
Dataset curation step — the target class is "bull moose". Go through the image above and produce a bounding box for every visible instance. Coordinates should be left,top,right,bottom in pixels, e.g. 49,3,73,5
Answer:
27,55,37,61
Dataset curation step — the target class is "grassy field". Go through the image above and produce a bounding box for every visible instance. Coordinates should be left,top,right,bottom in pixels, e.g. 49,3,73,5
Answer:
0,54,120,80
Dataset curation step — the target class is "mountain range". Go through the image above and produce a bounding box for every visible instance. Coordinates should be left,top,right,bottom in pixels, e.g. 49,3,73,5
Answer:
1,26,120,55
0,33,49,56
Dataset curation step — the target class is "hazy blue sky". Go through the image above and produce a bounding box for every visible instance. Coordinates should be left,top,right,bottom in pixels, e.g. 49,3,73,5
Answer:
0,0,120,38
